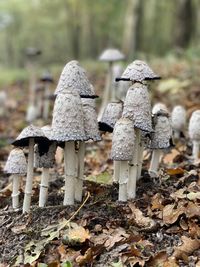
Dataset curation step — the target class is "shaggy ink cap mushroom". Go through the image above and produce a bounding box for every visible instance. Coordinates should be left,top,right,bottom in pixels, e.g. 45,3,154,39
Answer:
12,125,49,147
122,83,153,132
40,71,54,83
54,60,97,98
99,48,125,62
150,110,171,149
189,110,200,141
171,105,186,132
50,90,86,142
116,60,160,82
4,148,27,175
152,103,168,115
111,117,135,161
25,47,41,57
81,98,101,141
98,101,123,132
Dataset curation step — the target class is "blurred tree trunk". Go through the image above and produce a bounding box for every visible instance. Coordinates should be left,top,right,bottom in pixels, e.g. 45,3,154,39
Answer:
174,0,193,49
122,0,141,58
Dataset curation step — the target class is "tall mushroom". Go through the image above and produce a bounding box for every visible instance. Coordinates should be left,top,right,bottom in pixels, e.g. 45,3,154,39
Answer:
34,125,56,207
12,125,48,213
4,148,27,209
98,48,125,119
111,118,135,201
188,110,200,163
171,105,186,141
149,110,172,177
50,91,86,205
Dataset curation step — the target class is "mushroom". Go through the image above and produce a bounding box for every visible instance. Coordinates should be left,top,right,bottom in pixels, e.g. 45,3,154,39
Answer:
98,101,123,183
34,125,56,207
171,105,186,141
188,110,200,163
0,91,7,117
54,60,96,98
12,125,48,213
4,148,27,209
111,118,135,201
50,90,86,205
149,110,172,177
152,102,168,115
75,98,101,201
98,48,125,119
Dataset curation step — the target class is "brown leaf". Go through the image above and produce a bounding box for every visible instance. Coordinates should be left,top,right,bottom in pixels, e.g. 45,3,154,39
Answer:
172,236,200,260
11,224,27,234
170,189,187,200
151,193,164,211
147,251,168,267
186,202,200,218
163,149,180,164
104,228,129,250
188,220,200,238
162,203,185,224
166,167,185,176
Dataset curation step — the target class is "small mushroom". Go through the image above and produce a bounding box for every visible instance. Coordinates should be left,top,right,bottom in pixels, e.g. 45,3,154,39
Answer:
0,91,7,117
98,48,125,119
171,105,186,141
34,125,56,207
75,98,101,202
50,90,86,205
54,60,96,98
152,102,168,115
149,110,172,177
26,104,38,123
111,118,135,201
188,110,200,163
12,125,48,213
4,148,27,209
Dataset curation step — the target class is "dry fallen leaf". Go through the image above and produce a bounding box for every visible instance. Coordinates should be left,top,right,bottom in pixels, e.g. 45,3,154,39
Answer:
163,149,180,164
162,203,185,224
62,223,90,245
104,228,129,250
166,167,185,176
151,193,164,211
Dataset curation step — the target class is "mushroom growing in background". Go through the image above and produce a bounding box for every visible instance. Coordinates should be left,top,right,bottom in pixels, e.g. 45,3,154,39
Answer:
12,125,48,213
188,110,200,163
149,110,172,177
111,118,135,202
50,90,86,205
34,125,56,207
98,48,125,119
152,102,168,115
171,105,186,141
4,148,27,209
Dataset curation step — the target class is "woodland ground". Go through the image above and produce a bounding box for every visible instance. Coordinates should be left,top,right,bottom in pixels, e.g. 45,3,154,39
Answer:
0,59,200,267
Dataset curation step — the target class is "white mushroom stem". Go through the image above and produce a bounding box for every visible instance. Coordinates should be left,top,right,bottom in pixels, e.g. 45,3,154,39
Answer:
119,161,129,202
75,141,85,202
149,149,162,177
43,84,50,120
192,140,199,163
23,138,34,213
98,62,113,120
39,167,50,207
11,174,20,209
137,136,144,180
113,161,120,183
173,130,180,140
127,128,139,199
63,141,76,205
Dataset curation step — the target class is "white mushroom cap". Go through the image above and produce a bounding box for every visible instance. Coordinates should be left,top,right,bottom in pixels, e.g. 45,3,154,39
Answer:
41,125,52,139
111,117,135,161
188,110,200,141
51,90,86,142
4,148,27,174
171,105,186,131
99,101,123,132
12,125,48,147
117,60,160,82
34,142,56,169
81,98,101,141
26,105,38,123
152,103,168,115
150,110,172,149
122,83,153,132
99,48,125,62
54,60,96,97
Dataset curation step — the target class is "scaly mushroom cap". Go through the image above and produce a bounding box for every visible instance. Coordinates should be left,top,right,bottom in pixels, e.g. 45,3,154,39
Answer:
171,105,186,131
188,110,200,141
152,102,168,115
12,125,48,147
4,148,27,174
99,48,125,62
34,142,56,168
51,90,86,142
99,101,123,132
122,83,153,132
81,98,101,141
150,110,171,149
54,60,96,97
117,60,160,82
111,118,135,161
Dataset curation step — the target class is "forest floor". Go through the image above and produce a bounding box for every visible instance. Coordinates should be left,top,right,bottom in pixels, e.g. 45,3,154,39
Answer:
0,58,200,267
